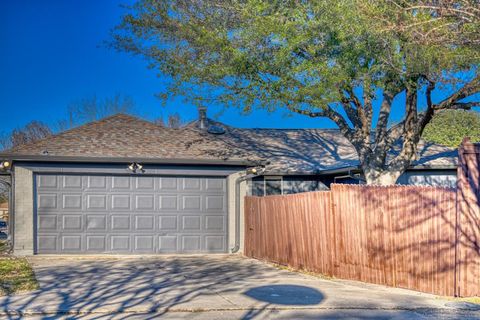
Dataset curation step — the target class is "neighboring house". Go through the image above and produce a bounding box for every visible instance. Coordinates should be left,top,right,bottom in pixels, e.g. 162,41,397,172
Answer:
0,111,458,255
0,202,8,222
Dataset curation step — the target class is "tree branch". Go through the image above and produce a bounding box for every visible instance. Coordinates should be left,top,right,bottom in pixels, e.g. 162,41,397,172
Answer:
434,74,480,110
288,105,354,140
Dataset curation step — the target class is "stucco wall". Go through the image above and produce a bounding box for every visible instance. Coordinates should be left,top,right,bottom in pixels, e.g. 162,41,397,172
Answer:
13,166,34,255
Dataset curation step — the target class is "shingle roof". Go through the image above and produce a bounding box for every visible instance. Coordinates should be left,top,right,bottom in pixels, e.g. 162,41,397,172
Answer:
0,113,457,173
0,114,256,163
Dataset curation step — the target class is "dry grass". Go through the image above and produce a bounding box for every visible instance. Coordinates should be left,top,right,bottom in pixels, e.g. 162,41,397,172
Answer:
0,257,38,295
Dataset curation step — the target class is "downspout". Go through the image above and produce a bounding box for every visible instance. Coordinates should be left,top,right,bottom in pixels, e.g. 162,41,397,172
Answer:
231,172,259,253
9,168,14,251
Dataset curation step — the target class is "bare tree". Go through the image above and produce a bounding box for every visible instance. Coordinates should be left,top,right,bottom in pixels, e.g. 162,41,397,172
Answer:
3,121,53,149
56,94,136,131
154,113,184,128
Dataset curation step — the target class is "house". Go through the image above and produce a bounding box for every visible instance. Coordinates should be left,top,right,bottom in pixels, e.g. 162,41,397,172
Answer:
0,111,458,255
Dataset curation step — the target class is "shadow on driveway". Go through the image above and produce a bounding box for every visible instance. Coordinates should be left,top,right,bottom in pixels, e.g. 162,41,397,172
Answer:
0,255,477,319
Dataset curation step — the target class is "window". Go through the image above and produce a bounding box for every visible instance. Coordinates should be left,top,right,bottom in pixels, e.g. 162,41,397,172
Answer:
264,176,282,196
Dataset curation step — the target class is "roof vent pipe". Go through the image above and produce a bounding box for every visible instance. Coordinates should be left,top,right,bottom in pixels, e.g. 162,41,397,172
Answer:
198,107,207,129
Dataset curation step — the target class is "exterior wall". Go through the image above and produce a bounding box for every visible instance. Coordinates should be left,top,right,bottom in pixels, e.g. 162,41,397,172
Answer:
397,169,457,188
227,171,247,253
13,166,34,255
249,170,457,195
248,175,329,196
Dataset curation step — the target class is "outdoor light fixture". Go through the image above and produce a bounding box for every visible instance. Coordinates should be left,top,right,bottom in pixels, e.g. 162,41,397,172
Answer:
128,162,143,173
0,161,11,170
246,166,265,175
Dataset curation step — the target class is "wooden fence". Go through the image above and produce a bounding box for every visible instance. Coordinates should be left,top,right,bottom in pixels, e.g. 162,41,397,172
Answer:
245,139,480,296
245,182,479,296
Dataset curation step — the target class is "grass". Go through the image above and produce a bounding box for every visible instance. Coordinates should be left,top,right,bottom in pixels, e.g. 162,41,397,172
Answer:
445,296,480,305
0,257,38,295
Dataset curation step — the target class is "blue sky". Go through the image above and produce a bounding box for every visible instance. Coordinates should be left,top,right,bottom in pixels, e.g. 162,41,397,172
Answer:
0,0,478,134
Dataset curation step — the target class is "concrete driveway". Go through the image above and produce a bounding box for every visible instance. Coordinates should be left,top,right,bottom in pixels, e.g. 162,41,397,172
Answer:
0,255,478,319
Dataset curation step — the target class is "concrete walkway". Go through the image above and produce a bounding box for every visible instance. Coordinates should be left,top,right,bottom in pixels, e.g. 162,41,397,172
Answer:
0,255,478,319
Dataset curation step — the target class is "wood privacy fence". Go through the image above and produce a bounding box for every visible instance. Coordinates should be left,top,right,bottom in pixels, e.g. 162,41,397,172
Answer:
244,141,480,297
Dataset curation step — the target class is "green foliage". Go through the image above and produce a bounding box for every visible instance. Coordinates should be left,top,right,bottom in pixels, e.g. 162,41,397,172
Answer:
423,110,480,148
112,0,480,112
112,1,480,183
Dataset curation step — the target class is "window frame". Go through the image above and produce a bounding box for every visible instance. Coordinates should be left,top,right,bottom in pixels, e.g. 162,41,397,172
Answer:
263,175,283,196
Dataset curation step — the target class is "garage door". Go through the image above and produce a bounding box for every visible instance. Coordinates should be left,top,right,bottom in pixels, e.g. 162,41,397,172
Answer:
35,174,227,254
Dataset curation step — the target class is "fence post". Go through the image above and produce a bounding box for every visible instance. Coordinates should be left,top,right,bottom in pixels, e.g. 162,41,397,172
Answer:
456,137,480,297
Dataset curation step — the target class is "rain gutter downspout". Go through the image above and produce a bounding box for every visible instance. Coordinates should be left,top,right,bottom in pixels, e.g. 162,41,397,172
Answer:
9,169,14,251
231,173,258,253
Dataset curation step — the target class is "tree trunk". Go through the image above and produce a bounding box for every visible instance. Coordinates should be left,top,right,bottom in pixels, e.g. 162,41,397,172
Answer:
363,168,403,186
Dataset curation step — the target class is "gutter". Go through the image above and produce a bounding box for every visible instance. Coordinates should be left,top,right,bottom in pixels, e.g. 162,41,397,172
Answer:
0,154,262,167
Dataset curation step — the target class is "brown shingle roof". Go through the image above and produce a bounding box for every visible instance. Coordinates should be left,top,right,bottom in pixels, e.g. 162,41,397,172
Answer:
0,113,457,173
1,114,256,162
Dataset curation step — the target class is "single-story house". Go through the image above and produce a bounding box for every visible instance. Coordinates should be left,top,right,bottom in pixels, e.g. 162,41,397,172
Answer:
0,110,458,255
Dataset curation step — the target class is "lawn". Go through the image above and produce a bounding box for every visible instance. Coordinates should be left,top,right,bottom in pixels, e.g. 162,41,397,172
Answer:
0,257,38,295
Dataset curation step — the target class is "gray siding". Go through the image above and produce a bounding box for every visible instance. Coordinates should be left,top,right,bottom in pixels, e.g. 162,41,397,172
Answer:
397,169,457,188
248,176,329,196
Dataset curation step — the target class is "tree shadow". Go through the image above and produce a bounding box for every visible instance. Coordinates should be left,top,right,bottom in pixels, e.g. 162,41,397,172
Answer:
244,181,480,297
0,256,304,319
193,124,457,175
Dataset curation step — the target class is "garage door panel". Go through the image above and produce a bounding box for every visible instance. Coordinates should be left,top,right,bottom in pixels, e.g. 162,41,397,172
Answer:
112,194,131,210
205,235,226,252
159,216,178,231
62,235,83,251
63,215,83,231
38,194,58,209
205,215,225,231
111,235,131,251
38,214,58,231
87,176,107,189
38,175,58,188
183,178,201,190
135,215,155,230
86,235,106,251
111,215,131,231
63,175,82,189
182,235,201,252
36,174,227,254
38,235,58,252
134,235,155,252
87,194,107,210
182,216,201,231
63,194,83,210
159,235,178,253
206,178,225,191
160,177,177,190
159,195,178,210
135,177,155,190
86,215,107,231
135,195,154,210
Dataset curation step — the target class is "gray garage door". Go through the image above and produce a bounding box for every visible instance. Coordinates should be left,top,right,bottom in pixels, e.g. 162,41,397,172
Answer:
35,174,227,254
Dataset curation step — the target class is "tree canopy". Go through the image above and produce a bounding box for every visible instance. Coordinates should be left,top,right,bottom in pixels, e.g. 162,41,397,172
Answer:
113,0,480,184
423,110,480,148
